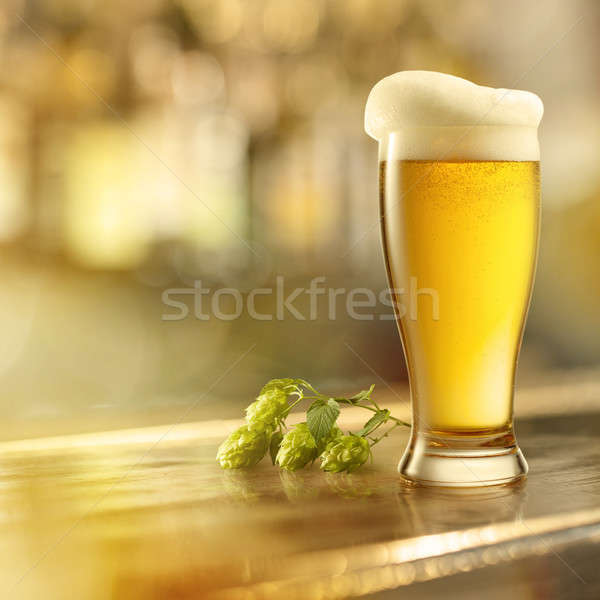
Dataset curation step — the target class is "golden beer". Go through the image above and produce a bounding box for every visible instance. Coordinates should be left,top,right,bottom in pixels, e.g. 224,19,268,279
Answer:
381,160,539,433
365,71,543,485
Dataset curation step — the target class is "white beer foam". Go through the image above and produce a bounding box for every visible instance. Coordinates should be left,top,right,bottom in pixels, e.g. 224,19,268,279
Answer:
365,71,543,160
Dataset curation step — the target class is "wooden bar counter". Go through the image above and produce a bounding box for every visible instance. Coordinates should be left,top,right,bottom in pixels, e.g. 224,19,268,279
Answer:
1,372,599,599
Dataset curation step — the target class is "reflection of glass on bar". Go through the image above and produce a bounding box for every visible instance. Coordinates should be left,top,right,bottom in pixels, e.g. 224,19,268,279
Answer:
365,71,543,486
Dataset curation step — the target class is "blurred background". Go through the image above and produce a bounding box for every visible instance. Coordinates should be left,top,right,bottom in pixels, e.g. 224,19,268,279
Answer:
0,0,598,440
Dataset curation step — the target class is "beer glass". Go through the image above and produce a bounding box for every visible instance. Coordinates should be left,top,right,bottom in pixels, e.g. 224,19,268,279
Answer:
366,72,542,486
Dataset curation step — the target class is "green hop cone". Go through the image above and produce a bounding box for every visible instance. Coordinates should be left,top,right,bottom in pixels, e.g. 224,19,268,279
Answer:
320,434,370,473
317,425,344,454
246,388,288,430
260,378,301,395
276,423,318,471
216,423,272,469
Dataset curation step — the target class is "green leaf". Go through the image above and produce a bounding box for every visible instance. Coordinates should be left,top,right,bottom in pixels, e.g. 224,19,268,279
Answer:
306,398,340,443
269,430,284,465
358,409,389,437
350,384,376,403
334,397,358,406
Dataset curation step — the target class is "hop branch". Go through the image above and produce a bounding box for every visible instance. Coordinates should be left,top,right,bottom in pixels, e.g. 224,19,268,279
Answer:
216,379,410,474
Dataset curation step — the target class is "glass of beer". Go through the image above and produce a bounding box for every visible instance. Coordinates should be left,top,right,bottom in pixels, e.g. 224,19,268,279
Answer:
365,71,543,486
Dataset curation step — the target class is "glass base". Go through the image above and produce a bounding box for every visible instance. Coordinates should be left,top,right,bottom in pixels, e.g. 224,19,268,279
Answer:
398,430,528,488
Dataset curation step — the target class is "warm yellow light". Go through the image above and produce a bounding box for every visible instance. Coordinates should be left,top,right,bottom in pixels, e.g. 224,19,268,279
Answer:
63,123,151,269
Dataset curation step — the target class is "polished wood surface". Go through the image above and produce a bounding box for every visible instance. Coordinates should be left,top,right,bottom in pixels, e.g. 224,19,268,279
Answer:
1,376,600,599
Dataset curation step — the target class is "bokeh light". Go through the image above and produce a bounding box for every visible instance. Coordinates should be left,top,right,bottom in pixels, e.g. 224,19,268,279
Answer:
0,0,596,434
